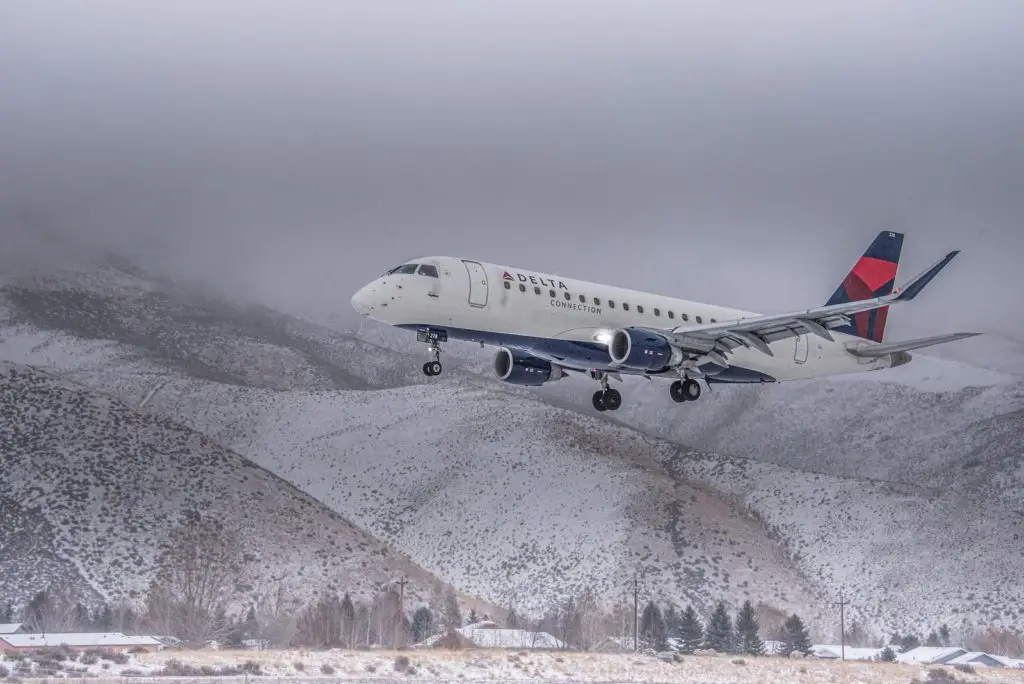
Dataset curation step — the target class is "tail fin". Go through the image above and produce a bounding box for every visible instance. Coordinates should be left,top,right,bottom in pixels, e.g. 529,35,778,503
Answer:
825,231,904,343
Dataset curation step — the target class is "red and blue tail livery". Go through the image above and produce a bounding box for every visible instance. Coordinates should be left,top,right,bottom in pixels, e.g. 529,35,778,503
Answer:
826,231,904,343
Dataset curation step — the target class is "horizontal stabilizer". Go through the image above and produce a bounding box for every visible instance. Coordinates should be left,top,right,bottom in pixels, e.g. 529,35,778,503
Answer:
848,331,981,358
893,250,960,302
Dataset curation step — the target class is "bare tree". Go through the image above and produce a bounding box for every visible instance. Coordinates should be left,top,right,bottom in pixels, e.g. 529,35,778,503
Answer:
23,583,82,633
146,510,245,647
251,582,299,647
575,587,607,651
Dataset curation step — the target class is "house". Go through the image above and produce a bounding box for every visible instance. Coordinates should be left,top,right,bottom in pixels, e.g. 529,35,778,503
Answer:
811,644,884,661
0,632,163,654
897,646,968,665
945,651,1009,668
0,624,24,635
417,621,565,650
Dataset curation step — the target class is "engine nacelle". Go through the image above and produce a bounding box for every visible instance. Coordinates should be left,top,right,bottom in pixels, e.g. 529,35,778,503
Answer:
608,328,682,371
493,348,566,386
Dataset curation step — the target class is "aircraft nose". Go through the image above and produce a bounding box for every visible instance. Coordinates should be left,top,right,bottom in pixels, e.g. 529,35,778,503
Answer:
350,285,374,316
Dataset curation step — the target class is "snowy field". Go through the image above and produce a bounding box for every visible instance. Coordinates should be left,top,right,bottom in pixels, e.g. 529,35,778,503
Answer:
5,648,1024,684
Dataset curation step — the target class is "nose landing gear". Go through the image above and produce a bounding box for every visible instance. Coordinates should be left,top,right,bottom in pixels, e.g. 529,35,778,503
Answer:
417,328,447,377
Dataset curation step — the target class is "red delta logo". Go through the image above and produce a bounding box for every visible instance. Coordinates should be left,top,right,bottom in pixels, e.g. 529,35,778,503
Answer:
502,271,514,280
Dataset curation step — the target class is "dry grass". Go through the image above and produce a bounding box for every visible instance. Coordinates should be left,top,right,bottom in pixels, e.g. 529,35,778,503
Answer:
116,648,1024,683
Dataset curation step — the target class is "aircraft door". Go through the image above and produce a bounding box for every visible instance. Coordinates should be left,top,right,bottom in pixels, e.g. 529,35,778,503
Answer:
462,260,488,308
794,334,809,364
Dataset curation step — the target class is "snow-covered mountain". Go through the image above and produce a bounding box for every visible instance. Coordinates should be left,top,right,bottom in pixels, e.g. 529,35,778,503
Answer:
1,252,1022,640
0,361,494,616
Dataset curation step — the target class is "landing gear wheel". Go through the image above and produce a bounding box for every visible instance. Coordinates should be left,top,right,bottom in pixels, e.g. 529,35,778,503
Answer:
592,391,608,412
670,379,702,402
602,388,622,411
423,361,442,376
682,378,701,400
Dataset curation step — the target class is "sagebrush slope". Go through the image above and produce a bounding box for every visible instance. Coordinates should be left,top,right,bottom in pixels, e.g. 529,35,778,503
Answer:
0,362,490,614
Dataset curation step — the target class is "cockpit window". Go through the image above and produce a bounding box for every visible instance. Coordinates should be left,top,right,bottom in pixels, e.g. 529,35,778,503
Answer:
384,264,420,276
418,264,439,278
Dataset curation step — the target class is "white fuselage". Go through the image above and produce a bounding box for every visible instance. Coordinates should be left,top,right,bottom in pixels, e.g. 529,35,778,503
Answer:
351,256,897,383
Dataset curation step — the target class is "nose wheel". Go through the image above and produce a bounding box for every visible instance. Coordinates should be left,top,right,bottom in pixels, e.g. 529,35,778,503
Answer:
416,329,447,378
670,378,702,403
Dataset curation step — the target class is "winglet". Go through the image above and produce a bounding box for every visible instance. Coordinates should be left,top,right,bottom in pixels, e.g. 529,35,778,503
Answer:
893,250,961,302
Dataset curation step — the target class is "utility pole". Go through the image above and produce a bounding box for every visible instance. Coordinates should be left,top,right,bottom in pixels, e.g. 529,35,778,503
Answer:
836,588,849,661
633,577,639,652
395,577,408,648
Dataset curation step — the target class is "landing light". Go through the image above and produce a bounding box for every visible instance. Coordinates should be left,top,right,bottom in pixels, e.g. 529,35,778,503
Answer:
593,330,614,344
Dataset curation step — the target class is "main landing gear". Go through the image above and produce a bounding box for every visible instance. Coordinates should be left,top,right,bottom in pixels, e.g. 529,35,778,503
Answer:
670,378,702,403
417,328,446,377
589,370,622,412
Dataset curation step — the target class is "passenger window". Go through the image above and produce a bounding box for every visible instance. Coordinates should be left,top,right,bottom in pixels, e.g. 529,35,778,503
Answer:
710,318,717,323
564,292,571,301
637,305,644,314
519,284,526,292
668,311,674,319
608,300,615,308
682,313,689,321
696,315,703,324
653,308,660,316
504,281,511,290
534,286,541,295
417,264,439,278
579,294,586,303
549,289,556,298
594,297,601,306
622,303,630,311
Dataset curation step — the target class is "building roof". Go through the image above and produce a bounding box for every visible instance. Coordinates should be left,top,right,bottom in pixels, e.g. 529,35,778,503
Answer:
0,632,163,648
811,645,884,661
0,624,23,635
945,652,1008,667
897,646,968,665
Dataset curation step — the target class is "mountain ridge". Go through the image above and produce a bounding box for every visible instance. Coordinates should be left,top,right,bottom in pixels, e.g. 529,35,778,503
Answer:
1,255,1021,640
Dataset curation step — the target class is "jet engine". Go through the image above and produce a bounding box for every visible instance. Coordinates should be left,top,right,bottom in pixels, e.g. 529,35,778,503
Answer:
608,328,683,371
493,348,566,386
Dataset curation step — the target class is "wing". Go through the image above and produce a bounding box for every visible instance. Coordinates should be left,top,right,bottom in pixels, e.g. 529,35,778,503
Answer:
655,250,964,367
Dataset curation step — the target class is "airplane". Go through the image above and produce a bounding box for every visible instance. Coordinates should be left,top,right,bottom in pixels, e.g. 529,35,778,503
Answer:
350,231,980,412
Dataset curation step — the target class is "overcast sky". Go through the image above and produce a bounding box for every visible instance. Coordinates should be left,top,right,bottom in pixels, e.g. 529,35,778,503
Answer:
2,0,1023,341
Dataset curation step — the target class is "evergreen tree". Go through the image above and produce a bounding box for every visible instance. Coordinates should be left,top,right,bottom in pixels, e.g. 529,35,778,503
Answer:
243,606,259,641
97,604,114,631
925,631,940,647
735,600,765,656
780,614,811,656
938,624,951,647
640,601,668,651
339,593,356,647
73,603,90,630
0,602,12,623
703,602,734,653
442,588,461,630
411,607,434,643
678,606,704,654
879,646,897,662
467,609,479,626
663,605,681,639
898,634,921,653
